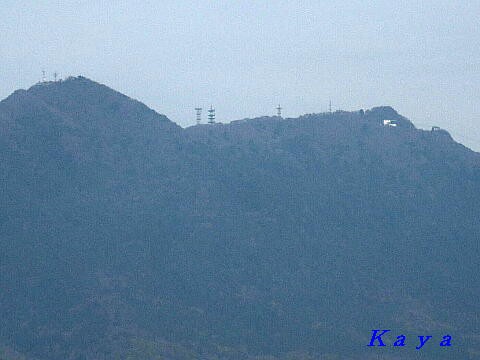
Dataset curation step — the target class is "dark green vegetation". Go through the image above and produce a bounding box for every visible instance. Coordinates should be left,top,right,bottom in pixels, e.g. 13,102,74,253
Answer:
0,77,479,359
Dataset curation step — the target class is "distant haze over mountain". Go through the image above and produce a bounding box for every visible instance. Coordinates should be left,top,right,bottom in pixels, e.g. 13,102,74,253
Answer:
3,2,480,152
0,77,479,359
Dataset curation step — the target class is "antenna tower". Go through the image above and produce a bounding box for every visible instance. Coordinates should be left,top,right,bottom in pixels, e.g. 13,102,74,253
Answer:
53,72,58,82
195,107,202,125
208,106,215,124
329,100,332,114
276,104,282,117
42,70,46,83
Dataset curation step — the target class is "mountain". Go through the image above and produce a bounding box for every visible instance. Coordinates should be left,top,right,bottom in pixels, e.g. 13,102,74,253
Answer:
0,77,479,359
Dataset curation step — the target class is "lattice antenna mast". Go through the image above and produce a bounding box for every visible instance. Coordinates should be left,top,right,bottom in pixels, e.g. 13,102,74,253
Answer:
195,107,202,125
276,104,282,118
329,100,332,114
42,70,46,83
208,106,215,124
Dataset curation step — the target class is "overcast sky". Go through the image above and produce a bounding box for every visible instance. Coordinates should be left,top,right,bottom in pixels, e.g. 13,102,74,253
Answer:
1,1,479,150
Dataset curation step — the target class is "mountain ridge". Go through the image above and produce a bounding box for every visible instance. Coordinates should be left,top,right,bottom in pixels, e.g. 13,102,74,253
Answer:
2,76,476,157
0,77,479,360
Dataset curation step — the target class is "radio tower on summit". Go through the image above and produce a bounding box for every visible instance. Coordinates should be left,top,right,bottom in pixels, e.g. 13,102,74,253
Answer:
276,104,282,118
195,107,202,125
208,106,215,124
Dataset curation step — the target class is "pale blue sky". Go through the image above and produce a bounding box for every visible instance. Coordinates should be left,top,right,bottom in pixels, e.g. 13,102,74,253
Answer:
1,1,479,150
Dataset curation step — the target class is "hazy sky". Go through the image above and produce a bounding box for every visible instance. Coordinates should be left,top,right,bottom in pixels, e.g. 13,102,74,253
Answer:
1,1,479,150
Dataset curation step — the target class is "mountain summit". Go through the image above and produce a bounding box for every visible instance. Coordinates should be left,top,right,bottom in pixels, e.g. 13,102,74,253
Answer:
0,79,479,359
3,76,173,125
0,76,179,158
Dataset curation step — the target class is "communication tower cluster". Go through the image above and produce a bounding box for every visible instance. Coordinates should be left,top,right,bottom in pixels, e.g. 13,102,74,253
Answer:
194,104,286,124
40,70,61,83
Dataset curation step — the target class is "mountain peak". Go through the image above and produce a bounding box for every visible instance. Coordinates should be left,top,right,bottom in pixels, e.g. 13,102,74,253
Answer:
1,76,175,130
26,75,119,100
0,77,181,170
26,75,154,113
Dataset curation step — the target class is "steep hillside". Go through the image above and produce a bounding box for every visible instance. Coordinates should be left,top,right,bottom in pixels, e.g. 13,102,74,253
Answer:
0,78,479,359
